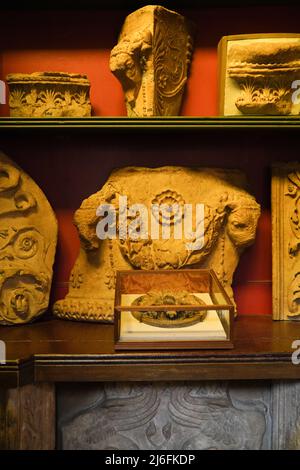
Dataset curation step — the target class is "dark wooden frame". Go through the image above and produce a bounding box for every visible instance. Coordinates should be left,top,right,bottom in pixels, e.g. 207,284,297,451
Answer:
114,269,234,350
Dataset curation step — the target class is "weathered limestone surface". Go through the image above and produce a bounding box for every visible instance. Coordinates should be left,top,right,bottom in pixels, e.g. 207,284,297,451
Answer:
223,36,300,115
110,6,194,117
0,151,57,324
54,166,260,322
272,163,300,320
7,72,91,117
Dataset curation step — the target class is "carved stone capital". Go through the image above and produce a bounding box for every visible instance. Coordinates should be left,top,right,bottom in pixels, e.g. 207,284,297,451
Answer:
7,72,91,117
54,166,260,323
222,36,300,115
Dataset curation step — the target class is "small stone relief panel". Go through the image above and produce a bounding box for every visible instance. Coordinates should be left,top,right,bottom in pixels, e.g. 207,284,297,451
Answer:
272,381,300,449
219,35,300,116
0,151,57,324
110,6,194,117
272,163,300,320
53,166,260,323
57,382,271,450
7,72,91,117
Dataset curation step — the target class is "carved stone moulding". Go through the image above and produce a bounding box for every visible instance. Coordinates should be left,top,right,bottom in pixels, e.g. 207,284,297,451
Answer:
218,34,300,116
110,6,195,117
53,166,260,323
272,162,300,320
7,72,92,117
0,151,57,325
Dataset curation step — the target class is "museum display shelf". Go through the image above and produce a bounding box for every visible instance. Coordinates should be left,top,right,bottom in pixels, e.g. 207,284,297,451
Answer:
1,315,300,387
1,116,300,132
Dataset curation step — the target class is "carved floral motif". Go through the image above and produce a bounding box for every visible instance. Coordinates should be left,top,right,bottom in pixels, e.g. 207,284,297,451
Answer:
131,291,207,328
272,163,300,319
110,6,194,117
54,166,260,323
226,38,300,115
0,152,57,324
286,170,300,316
7,72,91,117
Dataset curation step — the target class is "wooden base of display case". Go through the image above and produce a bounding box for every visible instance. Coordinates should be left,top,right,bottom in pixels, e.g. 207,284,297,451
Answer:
1,315,300,386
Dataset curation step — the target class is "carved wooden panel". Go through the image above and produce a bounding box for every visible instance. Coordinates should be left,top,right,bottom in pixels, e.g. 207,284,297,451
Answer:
0,383,55,450
272,163,300,320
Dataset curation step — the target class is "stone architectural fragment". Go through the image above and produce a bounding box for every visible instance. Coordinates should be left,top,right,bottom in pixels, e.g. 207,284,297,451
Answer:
57,380,300,450
7,72,91,117
110,6,194,117
53,166,260,323
57,382,270,450
272,163,300,320
219,34,300,115
0,152,57,325
131,291,207,328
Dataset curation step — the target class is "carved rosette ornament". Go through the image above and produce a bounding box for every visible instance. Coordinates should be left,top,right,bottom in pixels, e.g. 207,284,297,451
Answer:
131,291,207,328
220,35,300,115
109,6,194,117
53,166,260,323
272,163,300,320
7,72,91,117
0,152,57,325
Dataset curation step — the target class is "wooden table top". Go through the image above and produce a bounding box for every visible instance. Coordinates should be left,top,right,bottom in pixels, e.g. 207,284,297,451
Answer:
1,315,300,387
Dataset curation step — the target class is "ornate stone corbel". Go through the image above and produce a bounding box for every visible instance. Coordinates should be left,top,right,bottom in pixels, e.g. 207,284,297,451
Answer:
110,6,195,117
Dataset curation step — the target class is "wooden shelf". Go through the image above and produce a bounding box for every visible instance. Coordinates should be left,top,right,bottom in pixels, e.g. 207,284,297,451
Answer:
0,116,300,133
0,315,300,387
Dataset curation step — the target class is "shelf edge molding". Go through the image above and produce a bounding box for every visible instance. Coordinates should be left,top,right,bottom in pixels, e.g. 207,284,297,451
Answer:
0,351,299,388
1,116,300,131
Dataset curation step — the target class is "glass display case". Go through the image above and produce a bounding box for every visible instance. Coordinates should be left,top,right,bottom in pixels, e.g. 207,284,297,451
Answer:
114,269,234,350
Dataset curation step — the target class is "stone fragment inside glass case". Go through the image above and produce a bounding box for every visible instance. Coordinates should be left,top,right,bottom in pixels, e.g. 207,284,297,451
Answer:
272,162,300,320
53,166,261,324
218,34,300,116
7,72,91,117
0,151,57,325
114,269,234,350
110,5,195,117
